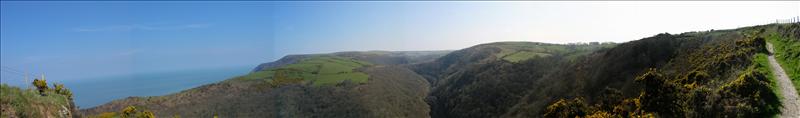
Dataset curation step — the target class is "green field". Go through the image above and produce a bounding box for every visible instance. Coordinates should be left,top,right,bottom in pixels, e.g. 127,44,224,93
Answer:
502,51,551,63
492,42,563,63
755,53,783,102
237,56,372,86
490,42,615,63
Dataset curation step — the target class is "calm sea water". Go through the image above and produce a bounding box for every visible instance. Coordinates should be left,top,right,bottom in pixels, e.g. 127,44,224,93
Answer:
62,66,252,109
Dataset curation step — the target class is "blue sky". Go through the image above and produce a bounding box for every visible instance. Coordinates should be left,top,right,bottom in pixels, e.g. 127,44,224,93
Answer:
1,1,799,84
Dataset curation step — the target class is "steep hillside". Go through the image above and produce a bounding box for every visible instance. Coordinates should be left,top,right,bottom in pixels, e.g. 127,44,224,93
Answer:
538,29,780,117
506,33,699,117
411,42,617,117
414,24,795,117
1,84,79,118
82,54,435,117
81,24,797,118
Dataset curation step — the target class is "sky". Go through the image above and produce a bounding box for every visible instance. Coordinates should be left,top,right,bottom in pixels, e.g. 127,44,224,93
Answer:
1,1,799,84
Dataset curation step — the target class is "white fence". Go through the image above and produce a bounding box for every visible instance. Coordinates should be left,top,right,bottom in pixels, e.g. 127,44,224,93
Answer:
776,16,800,24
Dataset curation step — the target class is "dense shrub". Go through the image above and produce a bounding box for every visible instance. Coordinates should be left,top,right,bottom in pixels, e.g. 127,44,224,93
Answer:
542,30,780,117
416,42,615,118
543,98,588,117
636,68,682,116
118,106,156,118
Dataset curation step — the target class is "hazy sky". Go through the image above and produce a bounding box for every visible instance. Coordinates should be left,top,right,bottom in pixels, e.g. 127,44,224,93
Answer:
1,1,799,83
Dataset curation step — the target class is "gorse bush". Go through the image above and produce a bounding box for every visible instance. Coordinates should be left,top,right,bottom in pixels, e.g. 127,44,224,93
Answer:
636,68,681,115
268,69,305,87
717,65,779,116
543,29,780,117
544,98,588,117
30,78,73,99
88,105,159,118
119,106,156,118
544,87,657,118
140,111,155,118
32,79,48,96
121,106,138,117
52,83,73,100
53,83,64,93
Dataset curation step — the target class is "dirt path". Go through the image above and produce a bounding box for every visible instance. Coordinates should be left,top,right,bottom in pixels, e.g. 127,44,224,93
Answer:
767,42,799,118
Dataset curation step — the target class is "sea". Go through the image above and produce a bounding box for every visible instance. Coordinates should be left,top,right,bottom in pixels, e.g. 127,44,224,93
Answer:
59,66,253,109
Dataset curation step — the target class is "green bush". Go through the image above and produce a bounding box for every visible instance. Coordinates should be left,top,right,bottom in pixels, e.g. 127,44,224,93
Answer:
118,106,156,118
52,83,72,99
32,79,48,96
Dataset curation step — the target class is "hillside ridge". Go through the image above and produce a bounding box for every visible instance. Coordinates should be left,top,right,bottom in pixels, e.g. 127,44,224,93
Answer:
79,23,799,118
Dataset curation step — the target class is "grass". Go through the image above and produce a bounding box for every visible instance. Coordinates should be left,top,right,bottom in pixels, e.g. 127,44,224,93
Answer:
489,42,616,63
235,56,372,87
743,57,783,117
765,31,800,95
755,53,783,109
90,112,119,118
502,51,551,63
311,73,370,86
494,42,567,58
0,84,71,118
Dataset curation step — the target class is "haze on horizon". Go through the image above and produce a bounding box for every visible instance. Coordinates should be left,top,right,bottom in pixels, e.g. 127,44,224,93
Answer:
1,1,798,85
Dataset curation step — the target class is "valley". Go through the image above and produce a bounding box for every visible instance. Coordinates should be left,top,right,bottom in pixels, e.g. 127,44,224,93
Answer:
2,1,798,118
3,24,798,118
74,23,799,117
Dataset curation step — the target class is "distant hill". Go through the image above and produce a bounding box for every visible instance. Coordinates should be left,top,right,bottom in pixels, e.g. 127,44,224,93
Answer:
80,23,799,117
251,50,451,72
81,51,443,117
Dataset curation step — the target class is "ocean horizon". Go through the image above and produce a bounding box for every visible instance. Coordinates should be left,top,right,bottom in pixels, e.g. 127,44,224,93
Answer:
62,66,253,109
